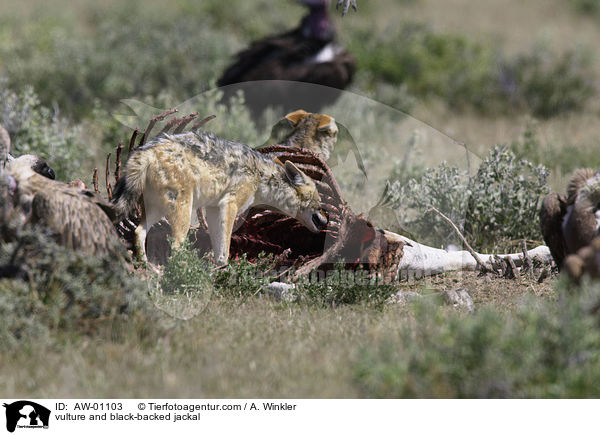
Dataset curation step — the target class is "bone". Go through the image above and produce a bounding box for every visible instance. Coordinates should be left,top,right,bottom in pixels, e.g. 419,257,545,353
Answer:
393,231,552,280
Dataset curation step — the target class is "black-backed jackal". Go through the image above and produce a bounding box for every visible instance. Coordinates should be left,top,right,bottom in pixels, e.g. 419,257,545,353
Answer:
112,130,328,265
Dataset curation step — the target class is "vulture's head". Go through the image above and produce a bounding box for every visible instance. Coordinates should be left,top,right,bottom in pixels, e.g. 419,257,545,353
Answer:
299,0,335,41
6,154,56,180
579,171,600,214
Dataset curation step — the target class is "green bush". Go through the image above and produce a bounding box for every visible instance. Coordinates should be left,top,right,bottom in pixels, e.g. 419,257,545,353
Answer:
502,48,594,118
354,280,600,398
511,120,600,175
382,146,548,250
212,253,277,299
570,0,600,14
465,146,549,249
160,240,213,296
349,23,499,110
2,2,593,120
296,263,398,309
1,5,239,118
0,229,152,350
350,22,594,118
386,163,470,246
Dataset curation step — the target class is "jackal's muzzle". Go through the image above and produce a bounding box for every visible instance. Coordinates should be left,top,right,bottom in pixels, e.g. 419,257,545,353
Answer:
312,210,328,230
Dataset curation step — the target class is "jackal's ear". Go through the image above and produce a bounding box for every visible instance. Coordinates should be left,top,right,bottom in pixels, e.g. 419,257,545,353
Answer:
317,114,338,134
284,160,309,187
285,110,309,126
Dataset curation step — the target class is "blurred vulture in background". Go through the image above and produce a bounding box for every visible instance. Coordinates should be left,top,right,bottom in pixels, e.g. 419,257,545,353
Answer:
540,168,600,270
217,0,356,117
0,126,125,259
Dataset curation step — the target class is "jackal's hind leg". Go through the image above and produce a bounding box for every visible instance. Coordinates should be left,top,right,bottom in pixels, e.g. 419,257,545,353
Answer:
205,201,237,266
135,197,165,262
134,206,148,261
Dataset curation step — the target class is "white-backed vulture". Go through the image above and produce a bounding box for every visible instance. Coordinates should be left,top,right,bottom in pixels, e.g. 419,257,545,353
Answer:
564,236,600,283
5,155,125,258
540,168,600,269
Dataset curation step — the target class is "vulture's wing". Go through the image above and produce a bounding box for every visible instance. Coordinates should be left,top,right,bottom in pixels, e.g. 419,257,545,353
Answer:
540,192,568,268
218,31,298,86
330,121,366,177
30,184,125,258
218,29,334,86
289,47,355,88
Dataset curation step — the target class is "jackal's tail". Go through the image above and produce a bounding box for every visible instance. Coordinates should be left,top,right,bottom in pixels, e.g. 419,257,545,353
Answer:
111,152,150,218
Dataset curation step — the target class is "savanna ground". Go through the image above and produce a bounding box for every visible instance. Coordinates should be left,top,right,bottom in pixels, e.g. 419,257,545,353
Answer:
2,0,600,398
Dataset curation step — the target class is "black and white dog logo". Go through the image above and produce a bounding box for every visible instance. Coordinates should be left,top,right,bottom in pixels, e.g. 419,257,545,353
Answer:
3,401,50,432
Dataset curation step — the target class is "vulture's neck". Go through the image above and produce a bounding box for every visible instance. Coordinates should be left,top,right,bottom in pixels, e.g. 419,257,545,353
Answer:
301,6,335,41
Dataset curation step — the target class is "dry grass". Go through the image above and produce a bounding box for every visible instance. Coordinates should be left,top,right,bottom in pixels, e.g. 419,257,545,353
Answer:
0,271,556,398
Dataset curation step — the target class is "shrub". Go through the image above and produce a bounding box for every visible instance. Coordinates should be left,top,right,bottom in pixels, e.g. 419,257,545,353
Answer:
382,146,548,250
349,22,595,118
1,5,239,118
349,22,499,110
296,263,399,309
212,253,277,299
353,279,600,398
160,240,214,296
465,146,549,249
570,0,600,14
386,163,470,247
0,228,152,350
510,120,600,176
501,47,594,118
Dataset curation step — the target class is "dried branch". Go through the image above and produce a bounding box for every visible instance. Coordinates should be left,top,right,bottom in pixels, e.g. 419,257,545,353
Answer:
192,114,216,131
92,168,99,194
174,113,199,133
114,142,123,183
157,117,181,137
105,153,112,200
521,239,534,278
139,109,178,147
429,206,496,274
128,128,139,155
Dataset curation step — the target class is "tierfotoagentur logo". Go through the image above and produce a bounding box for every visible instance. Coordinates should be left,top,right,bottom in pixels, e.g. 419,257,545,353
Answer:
3,401,50,432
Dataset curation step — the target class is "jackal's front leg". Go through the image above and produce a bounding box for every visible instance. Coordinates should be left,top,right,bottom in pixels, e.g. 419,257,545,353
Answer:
166,190,194,249
205,201,238,266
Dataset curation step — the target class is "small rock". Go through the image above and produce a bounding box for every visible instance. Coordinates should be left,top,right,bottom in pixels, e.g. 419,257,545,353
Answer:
442,288,474,311
391,290,421,304
261,282,297,302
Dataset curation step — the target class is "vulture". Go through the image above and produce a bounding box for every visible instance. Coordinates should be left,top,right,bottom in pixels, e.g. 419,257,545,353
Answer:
4,155,125,258
540,168,600,269
564,236,600,283
217,0,356,117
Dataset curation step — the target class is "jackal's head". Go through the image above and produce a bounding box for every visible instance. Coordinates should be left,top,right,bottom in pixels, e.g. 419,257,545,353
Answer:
273,160,328,233
268,110,338,161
